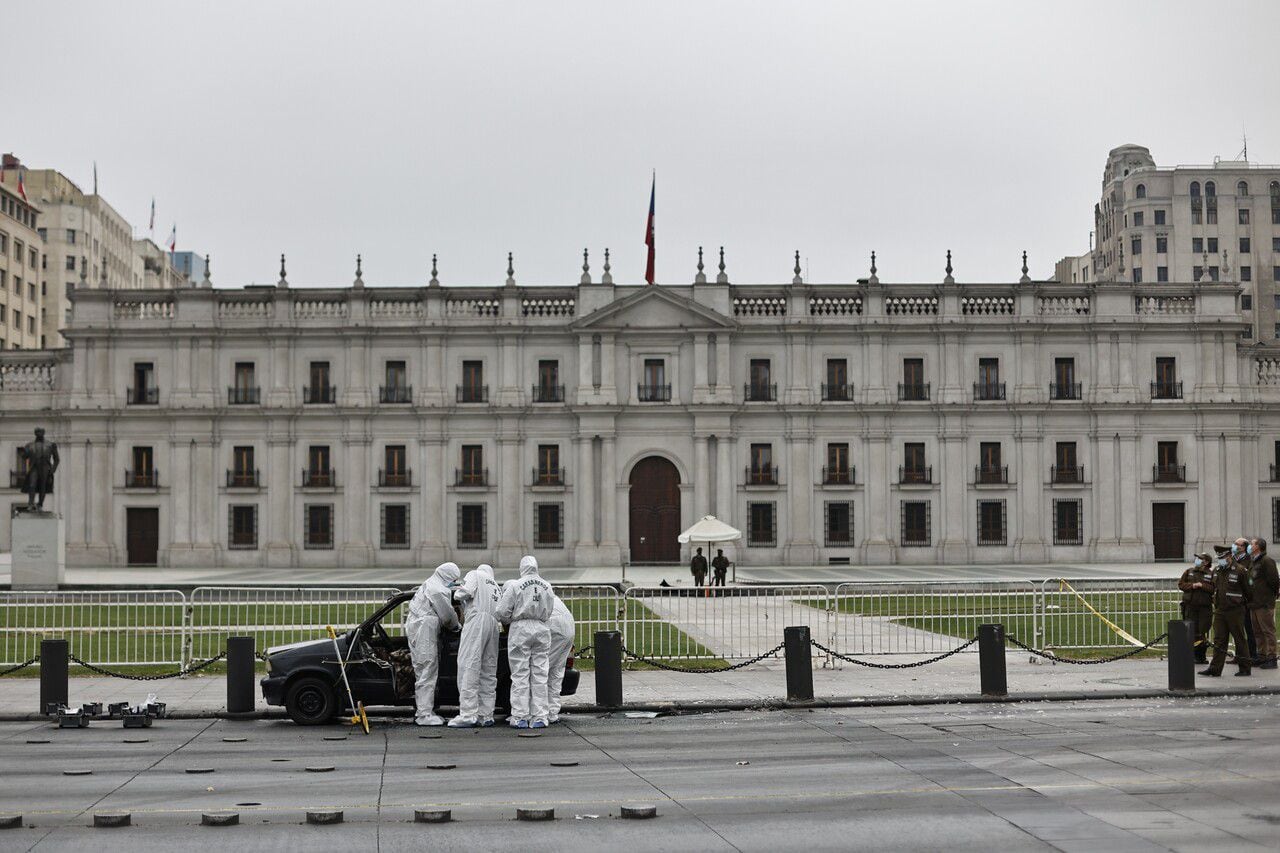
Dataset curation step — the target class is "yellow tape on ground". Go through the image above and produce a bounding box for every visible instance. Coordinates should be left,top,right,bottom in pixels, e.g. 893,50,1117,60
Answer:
1056,578,1143,647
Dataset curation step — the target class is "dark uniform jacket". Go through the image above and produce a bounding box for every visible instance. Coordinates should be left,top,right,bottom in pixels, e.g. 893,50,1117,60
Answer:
690,555,708,574
1248,555,1279,610
1213,560,1253,612
1178,565,1214,608
712,555,730,574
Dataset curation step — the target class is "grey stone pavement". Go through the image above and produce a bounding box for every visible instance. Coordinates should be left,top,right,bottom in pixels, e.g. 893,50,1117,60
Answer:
2,695,1279,851
0,552,1180,588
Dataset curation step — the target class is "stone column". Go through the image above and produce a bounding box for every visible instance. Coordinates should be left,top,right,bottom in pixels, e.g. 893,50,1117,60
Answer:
495,432,523,566
574,434,596,564
938,428,967,562
715,434,735,529
693,434,710,521
863,427,892,562
600,434,620,561
693,336,709,399
714,335,732,402
339,432,374,567
783,418,817,564
1013,417,1046,561
415,436,448,563
600,334,617,402
498,335,522,406
266,436,295,567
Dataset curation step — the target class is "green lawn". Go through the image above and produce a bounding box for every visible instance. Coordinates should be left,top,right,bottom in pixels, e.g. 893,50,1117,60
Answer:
806,591,1197,657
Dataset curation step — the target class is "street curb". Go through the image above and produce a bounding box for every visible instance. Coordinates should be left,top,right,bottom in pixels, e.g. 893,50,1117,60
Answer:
2,686,1278,723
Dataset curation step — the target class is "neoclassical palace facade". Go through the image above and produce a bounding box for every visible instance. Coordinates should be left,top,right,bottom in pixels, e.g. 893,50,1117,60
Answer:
1,264,1275,569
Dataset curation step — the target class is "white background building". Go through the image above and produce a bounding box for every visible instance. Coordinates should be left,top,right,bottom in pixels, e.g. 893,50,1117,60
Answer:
1,260,1271,573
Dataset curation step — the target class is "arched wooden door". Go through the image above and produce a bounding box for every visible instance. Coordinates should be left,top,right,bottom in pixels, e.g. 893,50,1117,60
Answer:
628,457,681,564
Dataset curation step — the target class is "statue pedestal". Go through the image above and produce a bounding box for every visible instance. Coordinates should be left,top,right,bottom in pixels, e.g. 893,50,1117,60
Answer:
10,512,65,589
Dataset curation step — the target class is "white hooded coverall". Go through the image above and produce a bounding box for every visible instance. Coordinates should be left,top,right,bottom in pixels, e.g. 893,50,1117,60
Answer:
546,595,575,721
496,556,554,723
404,562,461,724
452,563,502,723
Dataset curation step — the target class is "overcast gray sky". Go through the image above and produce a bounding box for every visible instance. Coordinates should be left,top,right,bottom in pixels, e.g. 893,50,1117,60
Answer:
9,1,1280,287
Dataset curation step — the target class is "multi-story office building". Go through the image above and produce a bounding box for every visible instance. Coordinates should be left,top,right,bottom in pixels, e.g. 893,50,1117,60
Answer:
0,260,1272,571
0,179,43,350
12,156,158,348
134,239,186,289
170,251,207,286
1073,144,1280,339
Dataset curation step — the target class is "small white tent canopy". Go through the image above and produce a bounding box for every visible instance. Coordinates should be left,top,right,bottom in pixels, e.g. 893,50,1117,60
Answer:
677,515,742,544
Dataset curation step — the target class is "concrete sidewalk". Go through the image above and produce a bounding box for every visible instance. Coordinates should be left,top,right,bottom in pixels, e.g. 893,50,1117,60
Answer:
3,656,1278,718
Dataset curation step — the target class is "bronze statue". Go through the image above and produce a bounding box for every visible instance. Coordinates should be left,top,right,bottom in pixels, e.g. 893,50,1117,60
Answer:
16,427,59,511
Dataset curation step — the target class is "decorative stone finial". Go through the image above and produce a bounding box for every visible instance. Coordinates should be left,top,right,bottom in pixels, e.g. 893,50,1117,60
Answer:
1221,249,1231,279
602,248,613,285
694,246,706,285
78,258,87,289
793,250,803,285
943,249,954,284
716,246,728,284
580,248,591,285
1199,251,1210,282
1118,242,1125,275
868,250,879,285
353,254,364,288
100,254,108,288
505,252,515,287
201,254,212,288
429,253,439,287
1020,250,1030,284
277,253,288,288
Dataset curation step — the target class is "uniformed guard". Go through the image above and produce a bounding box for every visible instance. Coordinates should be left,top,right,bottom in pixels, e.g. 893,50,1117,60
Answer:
1200,547,1254,677
1178,553,1214,664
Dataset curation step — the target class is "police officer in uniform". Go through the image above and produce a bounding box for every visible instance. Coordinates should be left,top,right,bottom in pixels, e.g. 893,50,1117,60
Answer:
1178,553,1214,664
1200,546,1254,677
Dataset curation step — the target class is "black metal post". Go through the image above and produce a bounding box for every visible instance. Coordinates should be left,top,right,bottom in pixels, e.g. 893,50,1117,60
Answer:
594,630,623,708
784,625,814,701
978,623,1007,697
226,636,256,715
39,638,68,713
1167,619,1196,692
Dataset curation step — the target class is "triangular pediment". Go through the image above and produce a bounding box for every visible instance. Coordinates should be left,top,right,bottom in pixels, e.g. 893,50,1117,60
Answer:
571,287,737,331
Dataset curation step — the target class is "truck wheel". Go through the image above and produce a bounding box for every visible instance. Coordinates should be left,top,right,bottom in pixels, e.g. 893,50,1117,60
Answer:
285,676,337,726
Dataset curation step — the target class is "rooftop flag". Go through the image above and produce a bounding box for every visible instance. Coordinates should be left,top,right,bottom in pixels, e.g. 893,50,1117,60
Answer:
644,174,655,285
16,170,26,202
149,198,155,236
167,223,176,253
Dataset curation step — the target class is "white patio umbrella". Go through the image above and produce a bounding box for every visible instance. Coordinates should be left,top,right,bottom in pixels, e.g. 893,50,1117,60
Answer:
678,515,742,585
677,515,742,545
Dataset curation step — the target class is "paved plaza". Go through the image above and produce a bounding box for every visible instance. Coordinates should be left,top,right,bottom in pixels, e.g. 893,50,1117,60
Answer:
2,695,1279,851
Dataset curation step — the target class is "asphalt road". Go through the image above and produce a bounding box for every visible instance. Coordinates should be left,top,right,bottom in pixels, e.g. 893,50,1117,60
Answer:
1,696,1278,851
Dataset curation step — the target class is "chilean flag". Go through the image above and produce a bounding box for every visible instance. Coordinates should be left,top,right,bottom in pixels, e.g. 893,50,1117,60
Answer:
16,170,26,202
644,174,655,285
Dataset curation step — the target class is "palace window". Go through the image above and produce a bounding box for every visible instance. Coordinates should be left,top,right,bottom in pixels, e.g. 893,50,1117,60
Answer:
228,505,258,550
824,501,854,546
381,504,410,548
901,501,930,546
534,503,564,547
458,503,487,548
305,504,334,549
976,500,1007,546
747,502,777,547
1054,499,1083,545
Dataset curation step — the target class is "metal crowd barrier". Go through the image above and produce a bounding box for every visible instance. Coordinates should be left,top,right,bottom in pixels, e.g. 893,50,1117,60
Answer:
830,581,1040,656
551,585,623,659
0,590,187,668
622,585,830,661
0,578,1182,671
187,586,403,663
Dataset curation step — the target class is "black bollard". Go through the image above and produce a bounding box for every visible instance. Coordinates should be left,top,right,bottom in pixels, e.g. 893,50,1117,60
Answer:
40,638,69,714
594,631,623,708
784,626,814,701
1167,619,1196,692
226,636,256,715
977,623,1007,697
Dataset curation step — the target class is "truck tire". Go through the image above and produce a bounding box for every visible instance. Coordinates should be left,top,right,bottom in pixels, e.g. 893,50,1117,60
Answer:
285,676,337,726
